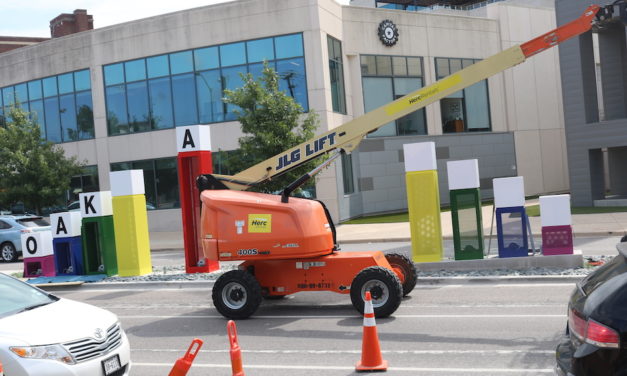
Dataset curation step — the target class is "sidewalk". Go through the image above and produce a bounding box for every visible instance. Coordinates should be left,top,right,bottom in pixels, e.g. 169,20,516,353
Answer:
148,200,627,250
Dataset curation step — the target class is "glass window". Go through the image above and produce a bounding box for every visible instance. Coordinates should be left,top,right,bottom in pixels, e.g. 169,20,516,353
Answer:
125,60,146,82
170,51,194,74
375,56,392,76
394,77,426,135
194,47,219,71
2,87,14,106
74,70,91,91
277,58,308,111
59,94,77,141
341,153,354,194
28,99,45,135
104,63,125,86
105,85,129,134
220,42,246,67
42,77,58,97
363,77,395,137
436,59,449,77
148,77,174,129
155,158,179,209
27,80,42,101
133,160,157,208
44,97,61,143
465,81,490,130
68,165,99,202
147,55,170,78
392,56,407,76
75,91,94,140
221,66,246,121
407,57,422,76
14,83,28,103
58,73,74,94
246,38,274,63
196,70,224,123
275,34,303,59
450,59,462,74
126,81,150,132
327,36,346,114
171,73,198,126
361,55,377,75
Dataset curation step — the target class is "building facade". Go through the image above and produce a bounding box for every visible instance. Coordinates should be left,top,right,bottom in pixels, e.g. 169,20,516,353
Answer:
0,0,567,231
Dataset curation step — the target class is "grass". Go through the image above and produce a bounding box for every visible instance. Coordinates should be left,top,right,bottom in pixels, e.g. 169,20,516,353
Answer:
525,205,627,217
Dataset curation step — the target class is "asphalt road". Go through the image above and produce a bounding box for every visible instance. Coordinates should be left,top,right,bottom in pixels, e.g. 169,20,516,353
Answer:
49,280,575,375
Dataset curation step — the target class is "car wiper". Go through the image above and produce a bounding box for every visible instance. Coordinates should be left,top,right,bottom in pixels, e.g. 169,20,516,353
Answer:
18,301,53,313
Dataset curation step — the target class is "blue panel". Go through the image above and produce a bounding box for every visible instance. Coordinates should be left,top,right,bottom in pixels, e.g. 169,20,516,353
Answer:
196,69,223,123
105,85,128,134
221,66,246,121
2,87,14,106
53,237,84,276
104,63,125,86
276,57,308,111
147,55,170,78
44,97,61,143
126,81,150,132
124,59,146,82
74,70,91,91
14,83,28,103
75,91,94,140
59,94,77,141
171,73,198,126
28,80,43,100
58,73,74,94
148,77,174,129
220,42,246,67
246,38,274,63
495,207,528,258
43,77,58,97
194,47,219,71
275,34,303,59
28,99,45,135
170,51,194,75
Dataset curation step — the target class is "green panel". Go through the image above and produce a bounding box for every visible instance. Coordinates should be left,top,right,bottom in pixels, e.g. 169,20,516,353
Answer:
450,188,483,260
81,216,118,276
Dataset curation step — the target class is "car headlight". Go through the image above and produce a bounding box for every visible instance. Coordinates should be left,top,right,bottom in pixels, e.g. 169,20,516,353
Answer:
10,344,75,364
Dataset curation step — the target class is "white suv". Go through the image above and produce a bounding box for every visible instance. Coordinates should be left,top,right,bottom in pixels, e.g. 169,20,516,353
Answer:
0,274,131,375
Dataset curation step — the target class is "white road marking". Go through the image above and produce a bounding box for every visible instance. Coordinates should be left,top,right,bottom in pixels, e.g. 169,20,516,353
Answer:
133,362,554,373
119,314,565,319
133,348,555,355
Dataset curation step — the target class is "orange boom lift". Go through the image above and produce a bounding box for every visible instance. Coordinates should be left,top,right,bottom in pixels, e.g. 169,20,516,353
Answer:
196,5,601,319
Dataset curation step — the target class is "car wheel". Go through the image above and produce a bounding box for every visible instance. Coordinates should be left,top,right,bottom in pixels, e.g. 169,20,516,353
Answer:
1,242,18,262
385,253,418,296
212,270,262,319
350,266,402,318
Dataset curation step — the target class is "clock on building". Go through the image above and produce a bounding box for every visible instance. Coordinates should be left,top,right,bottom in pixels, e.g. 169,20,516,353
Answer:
378,19,399,47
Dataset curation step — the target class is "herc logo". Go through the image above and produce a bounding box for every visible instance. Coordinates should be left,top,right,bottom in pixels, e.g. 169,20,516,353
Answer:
247,214,272,233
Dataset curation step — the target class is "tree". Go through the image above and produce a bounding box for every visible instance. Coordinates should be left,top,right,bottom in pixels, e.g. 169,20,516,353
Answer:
0,105,84,214
223,63,321,193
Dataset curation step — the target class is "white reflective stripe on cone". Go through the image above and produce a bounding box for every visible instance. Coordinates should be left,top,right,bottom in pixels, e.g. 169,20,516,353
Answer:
363,316,376,327
364,299,374,314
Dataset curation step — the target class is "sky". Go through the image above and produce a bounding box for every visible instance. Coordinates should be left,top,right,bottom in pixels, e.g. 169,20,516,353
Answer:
0,0,352,37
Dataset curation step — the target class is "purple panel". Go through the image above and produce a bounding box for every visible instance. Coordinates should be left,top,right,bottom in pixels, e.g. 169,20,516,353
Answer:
23,255,56,277
542,225,573,255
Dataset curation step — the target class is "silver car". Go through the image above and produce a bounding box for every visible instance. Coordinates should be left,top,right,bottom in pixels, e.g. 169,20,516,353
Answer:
0,216,51,262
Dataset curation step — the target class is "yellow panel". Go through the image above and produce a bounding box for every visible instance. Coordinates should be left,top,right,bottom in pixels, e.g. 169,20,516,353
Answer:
112,195,152,276
406,171,443,263
247,214,272,233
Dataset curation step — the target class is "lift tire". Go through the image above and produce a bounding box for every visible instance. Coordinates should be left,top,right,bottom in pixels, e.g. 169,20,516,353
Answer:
350,266,402,318
212,270,262,319
385,253,418,296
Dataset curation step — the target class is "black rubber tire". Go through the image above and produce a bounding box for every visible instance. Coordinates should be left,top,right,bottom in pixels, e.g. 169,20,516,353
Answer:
212,270,262,319
385,253,418,296
1,242,18,263
350,266,402,318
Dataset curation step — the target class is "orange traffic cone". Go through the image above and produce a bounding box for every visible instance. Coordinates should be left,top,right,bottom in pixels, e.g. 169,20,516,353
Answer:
356,291,388,372
228,320,246,376
168,338,203,376
0,359,4,376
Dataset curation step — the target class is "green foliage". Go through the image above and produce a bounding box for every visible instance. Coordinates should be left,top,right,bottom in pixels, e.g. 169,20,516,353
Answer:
0,105,84,214
223,62,321,193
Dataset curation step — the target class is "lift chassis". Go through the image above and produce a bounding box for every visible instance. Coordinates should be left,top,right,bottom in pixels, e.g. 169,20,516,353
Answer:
198,5,601,320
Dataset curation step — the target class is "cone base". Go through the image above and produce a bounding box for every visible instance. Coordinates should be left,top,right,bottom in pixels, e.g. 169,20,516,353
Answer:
355,359,388,372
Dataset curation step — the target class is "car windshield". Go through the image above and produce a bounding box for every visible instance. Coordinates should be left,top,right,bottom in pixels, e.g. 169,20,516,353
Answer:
0,274,57,318
17,217,49,227
580,254,627,296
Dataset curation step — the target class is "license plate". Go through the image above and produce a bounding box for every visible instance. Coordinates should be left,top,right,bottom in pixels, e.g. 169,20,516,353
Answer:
102,354,121,375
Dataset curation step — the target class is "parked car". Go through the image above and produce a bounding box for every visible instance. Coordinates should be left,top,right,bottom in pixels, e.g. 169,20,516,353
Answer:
0,216,51,262
0,273,131,375
555,242,627,375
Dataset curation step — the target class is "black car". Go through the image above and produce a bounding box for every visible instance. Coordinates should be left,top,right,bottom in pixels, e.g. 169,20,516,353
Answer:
556,242,627,375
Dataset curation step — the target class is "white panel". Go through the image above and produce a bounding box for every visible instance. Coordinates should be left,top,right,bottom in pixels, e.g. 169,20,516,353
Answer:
21,231,54,258
493,176,525,208
403,142,437,172
540,194,571,226
447,159,480,190
110,169,145,197
176,125,212,152
50,212,82,238
79,191,113,218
